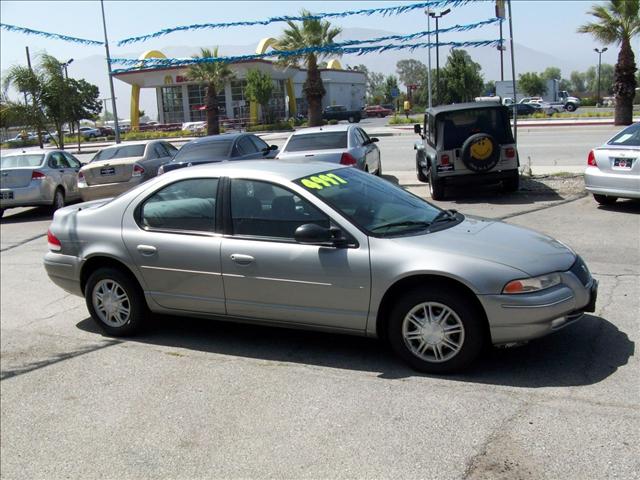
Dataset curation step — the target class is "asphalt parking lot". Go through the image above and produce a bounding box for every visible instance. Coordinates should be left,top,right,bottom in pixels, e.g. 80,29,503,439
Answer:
1,165,638,478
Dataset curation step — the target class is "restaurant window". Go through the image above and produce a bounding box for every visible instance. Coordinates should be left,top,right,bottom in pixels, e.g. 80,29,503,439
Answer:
188,84,226,121
161,86,184,124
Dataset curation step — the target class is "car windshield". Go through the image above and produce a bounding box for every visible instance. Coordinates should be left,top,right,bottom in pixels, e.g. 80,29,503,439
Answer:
285,132,348,152
294,168,452,236
93,145,145,161
1,154,44,168
440,108,513,150
172,140,233,163
607,123,640,146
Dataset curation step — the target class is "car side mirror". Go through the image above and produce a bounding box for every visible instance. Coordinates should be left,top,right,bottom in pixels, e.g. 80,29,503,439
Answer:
414,124,422,134
294,224,347,247
270,144,278,150
370,137,379,143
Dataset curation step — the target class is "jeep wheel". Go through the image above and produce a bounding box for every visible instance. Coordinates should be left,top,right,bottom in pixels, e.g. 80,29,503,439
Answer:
416,153,428,183
429,168,445,200
502,171,520,192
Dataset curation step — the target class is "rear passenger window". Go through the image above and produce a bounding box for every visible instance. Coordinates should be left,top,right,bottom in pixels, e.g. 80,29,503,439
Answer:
140,178,218,232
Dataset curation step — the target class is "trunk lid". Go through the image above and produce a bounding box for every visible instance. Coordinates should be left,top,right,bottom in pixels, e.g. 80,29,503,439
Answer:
82,157,139,185
278,149,345,163
594,147,640,175
0,168,38,188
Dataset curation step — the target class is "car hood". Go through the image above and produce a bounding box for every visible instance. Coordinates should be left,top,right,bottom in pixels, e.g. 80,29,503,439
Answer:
388,216,575,277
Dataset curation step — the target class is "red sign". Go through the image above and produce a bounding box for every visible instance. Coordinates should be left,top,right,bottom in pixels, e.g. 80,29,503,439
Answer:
176,75,186,83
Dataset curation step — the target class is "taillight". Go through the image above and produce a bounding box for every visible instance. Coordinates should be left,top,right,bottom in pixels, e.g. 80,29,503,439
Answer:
340,152,357,166
47,229,61,252
506,147,516,158
133,164,145,176
587,150,597,167
31,170,46,180
440,154,450,165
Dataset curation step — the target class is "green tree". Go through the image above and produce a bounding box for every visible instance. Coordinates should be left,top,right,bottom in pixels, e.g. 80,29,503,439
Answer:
66,78,102,151
276,10,341,126
396,59,428,87
439,50,484,104
518,72,547,96
585,64,615,95
570,71,587,92
541,66,562,81
484,80,496,95
244,68,274,124
367,71,386,104
578,0,640,124
187,47,235,135
38,54,75,149
383,75,399,104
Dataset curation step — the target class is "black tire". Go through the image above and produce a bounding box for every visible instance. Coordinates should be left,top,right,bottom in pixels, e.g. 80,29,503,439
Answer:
593,194,617,205
0,208,4,219
348,116,355,123
85,267,147,336
565,103,576,112
51,188,65,213
376,161,382,177
429,168,445,200
502,171,520,192
387,287,486,373
416,152,428,183
460,133,500,172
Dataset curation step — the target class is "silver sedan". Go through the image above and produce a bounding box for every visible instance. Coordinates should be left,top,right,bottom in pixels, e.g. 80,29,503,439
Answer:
277,125,382,175
1,150,82,217
44,161,597,373
584,122,640,204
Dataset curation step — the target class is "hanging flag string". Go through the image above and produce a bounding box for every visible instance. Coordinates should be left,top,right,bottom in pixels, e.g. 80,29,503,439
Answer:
0,23,104,46
111,38,501,73
116,0,473,46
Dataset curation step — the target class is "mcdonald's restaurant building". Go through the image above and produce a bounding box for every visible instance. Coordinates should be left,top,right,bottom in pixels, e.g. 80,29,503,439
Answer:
112,43,366,129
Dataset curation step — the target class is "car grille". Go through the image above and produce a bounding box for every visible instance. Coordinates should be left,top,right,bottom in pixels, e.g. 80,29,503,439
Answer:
569,256,591,286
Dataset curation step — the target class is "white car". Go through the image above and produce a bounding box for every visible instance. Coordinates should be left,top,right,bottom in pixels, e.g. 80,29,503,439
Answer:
78,126,101,139
277,125,382,175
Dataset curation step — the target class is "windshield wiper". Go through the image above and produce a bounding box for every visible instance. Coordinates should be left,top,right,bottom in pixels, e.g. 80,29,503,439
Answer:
371,220,432,232
431,209,458,225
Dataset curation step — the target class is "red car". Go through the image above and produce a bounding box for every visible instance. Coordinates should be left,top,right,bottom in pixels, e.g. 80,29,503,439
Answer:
364,105,393,118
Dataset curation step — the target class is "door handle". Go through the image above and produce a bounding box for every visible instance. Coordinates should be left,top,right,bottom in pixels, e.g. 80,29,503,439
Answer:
230,254,254,265
137,244,157,255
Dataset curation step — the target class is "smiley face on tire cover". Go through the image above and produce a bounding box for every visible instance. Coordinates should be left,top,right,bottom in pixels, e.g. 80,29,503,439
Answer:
470,137,493,160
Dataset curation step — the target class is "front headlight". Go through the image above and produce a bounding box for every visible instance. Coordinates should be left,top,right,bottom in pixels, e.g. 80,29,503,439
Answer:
502,273,561,294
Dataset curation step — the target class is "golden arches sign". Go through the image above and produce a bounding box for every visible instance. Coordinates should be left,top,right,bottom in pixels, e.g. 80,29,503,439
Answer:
130,50,167,130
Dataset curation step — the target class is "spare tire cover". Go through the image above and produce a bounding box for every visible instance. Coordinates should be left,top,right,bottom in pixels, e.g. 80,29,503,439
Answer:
461,133,500,172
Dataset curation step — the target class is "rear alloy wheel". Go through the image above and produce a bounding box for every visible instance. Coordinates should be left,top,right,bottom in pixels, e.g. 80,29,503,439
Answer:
85,267,147,336
593,194,617,205
428,168,445,200
388,287,485,373
52,188,65,212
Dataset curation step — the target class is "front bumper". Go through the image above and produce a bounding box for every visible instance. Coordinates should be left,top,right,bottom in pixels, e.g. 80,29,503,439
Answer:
79,177,142,202
584,166,640,199
479,260,598,345
0,182,52,209
43,252,83,296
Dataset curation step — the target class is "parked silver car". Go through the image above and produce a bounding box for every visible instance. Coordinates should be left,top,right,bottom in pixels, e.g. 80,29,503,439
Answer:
278,125,382,175
44,161,598,373
1,150,82,217
78,141,177,201
584,122,640,204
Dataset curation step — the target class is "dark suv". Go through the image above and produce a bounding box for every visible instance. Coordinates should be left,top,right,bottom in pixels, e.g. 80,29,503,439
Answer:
414,103,519,200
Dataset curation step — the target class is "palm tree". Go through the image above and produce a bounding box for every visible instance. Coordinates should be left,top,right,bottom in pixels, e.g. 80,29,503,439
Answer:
187,47,234,136
276,10,342,126
578,0,640,125
2,64,46,148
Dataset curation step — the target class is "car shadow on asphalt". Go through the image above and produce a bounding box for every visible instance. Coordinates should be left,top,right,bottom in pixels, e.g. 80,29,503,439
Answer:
76,312,633,388
596,198,640,214
0,206,54,224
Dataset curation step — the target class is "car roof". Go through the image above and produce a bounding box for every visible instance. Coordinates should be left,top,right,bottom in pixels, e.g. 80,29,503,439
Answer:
426,102,509,116
291,125,352,135
184,133,247,145
165,159,348,181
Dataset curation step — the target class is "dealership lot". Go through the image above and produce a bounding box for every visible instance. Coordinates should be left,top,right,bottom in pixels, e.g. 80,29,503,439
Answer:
1,163,638,478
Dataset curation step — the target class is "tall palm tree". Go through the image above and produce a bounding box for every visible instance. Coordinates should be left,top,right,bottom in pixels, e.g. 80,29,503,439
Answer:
578,0,640,125
2,64,46,148
187,47,234,136
276,10,342,126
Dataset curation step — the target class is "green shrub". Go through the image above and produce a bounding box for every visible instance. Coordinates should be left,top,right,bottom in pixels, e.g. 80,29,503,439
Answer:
121,130,198,141
388,115,422,125
246,122,294,132
1,138,39,149
327,119,339,125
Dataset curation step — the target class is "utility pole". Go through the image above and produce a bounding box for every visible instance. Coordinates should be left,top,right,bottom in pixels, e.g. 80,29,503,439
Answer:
496,0,506,81
100,0,120,143
429,8,450,105
507,0,517,145
594,47,608,107
424,9,432,109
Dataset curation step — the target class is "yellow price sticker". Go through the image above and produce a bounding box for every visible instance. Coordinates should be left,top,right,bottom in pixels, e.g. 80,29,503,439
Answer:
300,173,348,190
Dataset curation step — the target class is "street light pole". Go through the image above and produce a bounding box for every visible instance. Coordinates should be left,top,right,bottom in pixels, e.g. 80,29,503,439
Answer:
429,8,451,106
424,9,432,109
61,58,73,80
100,0,121,143
594,47,608,107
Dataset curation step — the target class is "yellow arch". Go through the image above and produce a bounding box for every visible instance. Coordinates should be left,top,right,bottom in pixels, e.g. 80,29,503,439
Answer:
327,59,342,70
130,50,167,130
